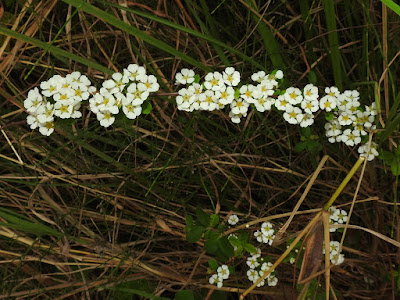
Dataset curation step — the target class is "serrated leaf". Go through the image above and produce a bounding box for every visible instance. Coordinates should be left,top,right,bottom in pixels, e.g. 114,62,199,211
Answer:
142,101,152,114
196,206,210,227
186,226,205,243
208,259,219,271
209,214,219,227
217,237,235,259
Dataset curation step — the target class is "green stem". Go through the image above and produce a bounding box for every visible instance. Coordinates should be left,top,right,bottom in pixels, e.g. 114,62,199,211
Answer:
323,157,365,210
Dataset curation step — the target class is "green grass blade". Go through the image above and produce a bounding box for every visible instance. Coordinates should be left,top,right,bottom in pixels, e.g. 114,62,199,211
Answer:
62,0,211,71
380,0,400,16
244,0,286,71
322,0,344,90
0,26,113,75
94,0,264,70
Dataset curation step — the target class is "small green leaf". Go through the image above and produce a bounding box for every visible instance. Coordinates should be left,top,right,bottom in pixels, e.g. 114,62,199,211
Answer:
234,88,240,99
307,70,317,85
186,226,205,243
204,238,218,254
228,235,241,247
204,229,219,240
210,214,219,227
196,206,210,227
208,259,219,271
294,142,307,152
175,290,194,300
391,162,400,176
217,224,225,233
244,243,257,254
194,74,200,84
235,245,244,257
185,215,193,231
217,237,235,260
142,101,152,114
325,113,334,121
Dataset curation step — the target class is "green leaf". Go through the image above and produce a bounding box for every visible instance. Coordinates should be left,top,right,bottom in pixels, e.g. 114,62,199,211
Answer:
391,162,400,176
142,101,152,114
204,238,218,254
325,113,334,121
235,245,243,257
175,290,194,300
294,142,307,153
307,70,318,85
217,237,235,261
185,215,193,231
208,259,219,271
244,243,257,254
209,214,219,227
228,235,241,247
196,206,210,227
204,229,219,240
194,74,200,84
186,226,205,243
217,224,225,233
379,0,400,16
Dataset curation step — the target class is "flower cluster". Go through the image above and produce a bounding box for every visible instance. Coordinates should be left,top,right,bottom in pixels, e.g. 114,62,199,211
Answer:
323,89,377,147
246,253,278,287
24,72,96,135
324,241,345,265
253,221,275,245
209,264,230,288
89,64,159,128
174,68,283,123
329,206,348,233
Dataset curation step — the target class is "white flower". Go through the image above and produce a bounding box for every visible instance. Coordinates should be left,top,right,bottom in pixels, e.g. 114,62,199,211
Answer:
262,233,275,245
358,142,379,161
71,83,90,101
320,95,337,111
254,230,263,243
223,67,240,86
340,129,361,146
215,86,235,106
254,96,274,112
228,214,239,225
303,84,319,101
199,90,218,111
70,99,82,118
38,121,55,136
299,113,315,127
325,119,342,143
325,86,340,98
247,255,260,269
274,95,292,111
261,261,273,272
125,64,146,82
365,102,377,116
331,253,345,265
247,269,259,282
355,111,375,128
53,87,75,102
336,209,348,224
40,75,63,97
342,89,359,101
257,80,275,97
97,110,116,128
27,114,40,129
230,99,249,115
24,88,44,113
283,106,303,125
301,99,319,114
54,100,73,119
176,88,195,110
274,70,284,80
285,87,303,105
204,72,224,91
140,74,160,92
289,257,296,264
217,265,230,279
251,71,266,83
267,275,278,286
229,111,247,124
209,274,223,288
36,102,54,123
261,222,274,235
175,68,195,85
239,84,257,103
122,99,142,119
338,111,356,125
127,83,150,105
